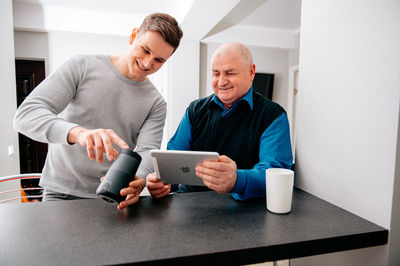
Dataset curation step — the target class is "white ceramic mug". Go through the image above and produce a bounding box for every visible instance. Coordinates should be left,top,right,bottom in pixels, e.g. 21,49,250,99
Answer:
266,168,294,214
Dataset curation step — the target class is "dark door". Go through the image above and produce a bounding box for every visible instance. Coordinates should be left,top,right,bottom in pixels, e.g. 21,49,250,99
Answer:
15,60,48,198
253,73,274,100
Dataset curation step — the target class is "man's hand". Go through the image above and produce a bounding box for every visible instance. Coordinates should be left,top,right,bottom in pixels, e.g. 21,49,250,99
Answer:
195,155,237,194
68,126,129,163
117,176,145,210
146,172,171,199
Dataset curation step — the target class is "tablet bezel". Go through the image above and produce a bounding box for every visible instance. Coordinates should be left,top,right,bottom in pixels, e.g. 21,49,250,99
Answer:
151,150,219,186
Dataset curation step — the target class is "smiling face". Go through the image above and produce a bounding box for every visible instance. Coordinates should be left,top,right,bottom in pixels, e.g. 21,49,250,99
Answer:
211,44,255,109
125,30,174,81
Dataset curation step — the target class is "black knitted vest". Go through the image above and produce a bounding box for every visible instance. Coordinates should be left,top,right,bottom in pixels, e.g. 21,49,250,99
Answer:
188,90,285,170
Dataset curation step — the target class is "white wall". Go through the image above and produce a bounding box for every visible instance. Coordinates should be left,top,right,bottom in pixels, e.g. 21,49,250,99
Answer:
389,110,400,265
0,0,20,201
46,31,127,73
292,0,400,265
252,46,289,109
288,31,300,67
15,30,126,73
201,42,290,110
14,30,49,76
203,24,296,50
165,39,200,140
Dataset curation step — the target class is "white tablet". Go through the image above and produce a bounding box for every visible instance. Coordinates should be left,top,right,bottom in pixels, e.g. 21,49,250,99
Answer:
151,150,219,186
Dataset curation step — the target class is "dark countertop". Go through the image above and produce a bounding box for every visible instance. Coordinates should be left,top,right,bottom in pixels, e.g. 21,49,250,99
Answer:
0,188,388,265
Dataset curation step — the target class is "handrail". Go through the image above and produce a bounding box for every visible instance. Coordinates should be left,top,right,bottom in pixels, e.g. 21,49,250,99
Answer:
0,173,41,182
0,195,43,204
0,173,42,203
0,187,44,196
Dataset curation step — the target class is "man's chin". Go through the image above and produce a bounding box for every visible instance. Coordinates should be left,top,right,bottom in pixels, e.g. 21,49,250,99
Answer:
129,72,146,82
217,93,233,100
218,97,235,107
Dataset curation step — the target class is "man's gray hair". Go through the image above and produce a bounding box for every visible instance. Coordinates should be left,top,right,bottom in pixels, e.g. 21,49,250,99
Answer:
212,42,253,68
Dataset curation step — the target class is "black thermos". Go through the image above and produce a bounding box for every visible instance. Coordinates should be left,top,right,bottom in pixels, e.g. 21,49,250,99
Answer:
96,149,142,204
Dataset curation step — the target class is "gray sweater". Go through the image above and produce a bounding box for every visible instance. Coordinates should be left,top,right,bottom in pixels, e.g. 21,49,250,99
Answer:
14,55,166,198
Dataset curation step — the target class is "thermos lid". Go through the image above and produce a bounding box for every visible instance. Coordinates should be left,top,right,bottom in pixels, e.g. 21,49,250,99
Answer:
120,149,142,162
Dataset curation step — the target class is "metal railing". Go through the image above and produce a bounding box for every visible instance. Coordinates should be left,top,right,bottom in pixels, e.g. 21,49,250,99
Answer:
0,174,42,203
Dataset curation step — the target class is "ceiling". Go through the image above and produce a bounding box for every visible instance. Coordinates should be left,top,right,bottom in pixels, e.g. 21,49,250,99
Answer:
238,0,301,31
13,0,301,32
12,0,181,15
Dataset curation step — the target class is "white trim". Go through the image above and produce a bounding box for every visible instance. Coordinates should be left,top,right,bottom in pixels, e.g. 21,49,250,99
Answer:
287,64,298,161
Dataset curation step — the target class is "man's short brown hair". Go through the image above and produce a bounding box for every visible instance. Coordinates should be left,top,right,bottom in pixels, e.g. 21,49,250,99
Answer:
139,13,183,53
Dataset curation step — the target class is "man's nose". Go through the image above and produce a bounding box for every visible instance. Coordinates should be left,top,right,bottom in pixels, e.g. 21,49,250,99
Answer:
218,76,228,87
143,57,153,69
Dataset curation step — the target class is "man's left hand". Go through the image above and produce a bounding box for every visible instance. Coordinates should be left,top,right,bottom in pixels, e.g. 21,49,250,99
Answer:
118,176,145,210
99,176,145,210
195,155,237,194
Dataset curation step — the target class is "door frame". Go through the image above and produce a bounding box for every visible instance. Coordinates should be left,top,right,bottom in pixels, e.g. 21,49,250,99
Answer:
287,64,299,162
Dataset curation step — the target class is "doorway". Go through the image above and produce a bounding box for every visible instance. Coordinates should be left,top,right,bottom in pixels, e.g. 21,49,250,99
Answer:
15,60,48,198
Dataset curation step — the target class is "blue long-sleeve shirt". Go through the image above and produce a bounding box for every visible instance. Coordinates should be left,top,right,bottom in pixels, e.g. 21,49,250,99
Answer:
168,88,293,200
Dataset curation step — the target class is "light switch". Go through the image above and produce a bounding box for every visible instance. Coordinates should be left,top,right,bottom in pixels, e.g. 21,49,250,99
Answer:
8,145,14,157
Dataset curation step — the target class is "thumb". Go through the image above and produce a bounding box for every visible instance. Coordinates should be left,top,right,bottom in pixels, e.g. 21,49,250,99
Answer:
218,155,232,163
146,172,159,182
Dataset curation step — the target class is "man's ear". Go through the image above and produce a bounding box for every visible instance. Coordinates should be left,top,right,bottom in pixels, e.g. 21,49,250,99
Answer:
249,64,256,81
129,28,138,45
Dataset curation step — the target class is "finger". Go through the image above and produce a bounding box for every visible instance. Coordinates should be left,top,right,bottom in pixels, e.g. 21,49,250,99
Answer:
85,137,95,160
118,195,140,210
150,184,169,195
120,178,144,196
199,155,221,166
151,185,171,199
101,132,118,161
125,193,136,201
153,189,170,199
196,171,219,186
146,178,165,187
198,170,234,194
200,161,226,171
100,176,105,182
129,178,145,188
149,188,166,197
146,181,165,190
120,186,141,197
200,179,221,193
196,166,219,178
109,131,130,150
93,134,104,163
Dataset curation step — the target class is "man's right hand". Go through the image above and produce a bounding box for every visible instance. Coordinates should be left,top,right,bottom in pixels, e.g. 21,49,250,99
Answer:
67,126,129,163
146,172,171,199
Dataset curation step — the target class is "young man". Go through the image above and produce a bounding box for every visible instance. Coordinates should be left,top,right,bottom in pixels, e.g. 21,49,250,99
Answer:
146,42,293,201
13,13,183,210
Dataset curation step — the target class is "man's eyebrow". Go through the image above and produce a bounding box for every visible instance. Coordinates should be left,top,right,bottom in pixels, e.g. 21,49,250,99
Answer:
212,68,236,72
142,45,166,62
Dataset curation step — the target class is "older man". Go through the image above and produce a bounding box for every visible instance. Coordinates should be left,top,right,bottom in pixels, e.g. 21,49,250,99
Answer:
146,42,292,201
